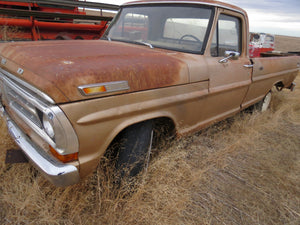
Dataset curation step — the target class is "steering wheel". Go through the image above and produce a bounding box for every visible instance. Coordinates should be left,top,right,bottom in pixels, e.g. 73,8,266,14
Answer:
179,34,201,44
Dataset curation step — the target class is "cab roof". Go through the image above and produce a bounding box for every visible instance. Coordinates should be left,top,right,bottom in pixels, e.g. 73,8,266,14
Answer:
123,0,247,16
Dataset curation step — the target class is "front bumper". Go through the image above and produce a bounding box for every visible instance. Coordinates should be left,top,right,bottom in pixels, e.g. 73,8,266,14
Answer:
0,103,80,187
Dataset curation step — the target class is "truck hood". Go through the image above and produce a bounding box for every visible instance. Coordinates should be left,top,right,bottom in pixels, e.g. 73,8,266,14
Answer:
0,40,189,103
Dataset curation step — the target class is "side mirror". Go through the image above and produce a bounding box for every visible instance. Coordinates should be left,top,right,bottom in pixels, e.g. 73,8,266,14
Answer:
219,51,240,63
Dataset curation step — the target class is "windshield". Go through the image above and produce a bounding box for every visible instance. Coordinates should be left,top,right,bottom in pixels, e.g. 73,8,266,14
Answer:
104,5,213,54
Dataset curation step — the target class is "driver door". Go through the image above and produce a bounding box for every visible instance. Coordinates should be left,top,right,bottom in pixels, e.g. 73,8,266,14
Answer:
205,10,252,120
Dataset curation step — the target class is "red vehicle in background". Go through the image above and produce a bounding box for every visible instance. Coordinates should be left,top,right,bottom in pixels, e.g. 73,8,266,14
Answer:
249,32,275,58
0,0,119,41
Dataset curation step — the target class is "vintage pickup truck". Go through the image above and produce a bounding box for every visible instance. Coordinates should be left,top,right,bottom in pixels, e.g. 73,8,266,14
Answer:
0,0,299,187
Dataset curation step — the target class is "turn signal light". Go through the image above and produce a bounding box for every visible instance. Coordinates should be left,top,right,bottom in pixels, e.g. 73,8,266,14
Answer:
82,86,107,95
78,81,130,96
50,146,78,163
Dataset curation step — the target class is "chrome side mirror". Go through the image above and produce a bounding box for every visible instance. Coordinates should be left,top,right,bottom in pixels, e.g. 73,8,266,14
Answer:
219,51,240,63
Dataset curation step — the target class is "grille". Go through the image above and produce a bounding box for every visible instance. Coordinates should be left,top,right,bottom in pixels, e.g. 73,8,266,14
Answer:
0,71,44,132
7,87,43,128
0,68,79,156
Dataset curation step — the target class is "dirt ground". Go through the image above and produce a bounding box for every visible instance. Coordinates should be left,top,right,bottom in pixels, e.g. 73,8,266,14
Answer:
0,36,300,224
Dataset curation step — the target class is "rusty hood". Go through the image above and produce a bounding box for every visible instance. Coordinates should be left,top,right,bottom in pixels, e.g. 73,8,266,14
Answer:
0,40,189,103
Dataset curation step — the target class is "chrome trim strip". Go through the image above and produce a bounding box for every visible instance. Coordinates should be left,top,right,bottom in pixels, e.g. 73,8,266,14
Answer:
0,68,55,104
0,105,80,187
123,1,246,16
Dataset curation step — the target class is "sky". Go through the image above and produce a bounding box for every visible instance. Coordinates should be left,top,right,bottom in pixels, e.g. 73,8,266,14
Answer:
87,0,300,37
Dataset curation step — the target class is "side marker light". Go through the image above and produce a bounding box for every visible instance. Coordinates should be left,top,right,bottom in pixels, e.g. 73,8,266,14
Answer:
78,81,129,96
50,145,78,163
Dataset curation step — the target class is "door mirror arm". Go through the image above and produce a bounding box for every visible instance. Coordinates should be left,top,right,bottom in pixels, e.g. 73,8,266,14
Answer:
219,51,240,63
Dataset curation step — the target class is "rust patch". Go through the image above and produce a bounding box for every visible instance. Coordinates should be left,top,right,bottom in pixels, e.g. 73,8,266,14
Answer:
0,40,189,103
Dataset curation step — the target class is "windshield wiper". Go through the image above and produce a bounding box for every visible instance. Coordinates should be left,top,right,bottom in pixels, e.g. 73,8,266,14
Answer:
125,40,154,49
139,41,154,49
101,37,154,49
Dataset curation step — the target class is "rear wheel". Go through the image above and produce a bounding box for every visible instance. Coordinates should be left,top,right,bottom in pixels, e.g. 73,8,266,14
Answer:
257,91,272,112
246,91,272,113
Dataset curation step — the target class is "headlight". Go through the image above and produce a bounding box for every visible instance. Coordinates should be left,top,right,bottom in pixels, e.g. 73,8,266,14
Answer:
42,113,55,139
39,106,79,163
39,106,78,157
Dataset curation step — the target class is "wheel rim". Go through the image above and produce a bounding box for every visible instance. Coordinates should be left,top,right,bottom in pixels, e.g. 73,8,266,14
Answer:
261,92,272,112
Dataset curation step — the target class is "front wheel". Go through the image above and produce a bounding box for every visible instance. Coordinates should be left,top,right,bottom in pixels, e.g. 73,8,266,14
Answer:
115,120,154,179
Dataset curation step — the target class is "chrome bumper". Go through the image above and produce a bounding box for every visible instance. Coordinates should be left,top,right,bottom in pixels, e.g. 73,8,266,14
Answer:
0,103,80,187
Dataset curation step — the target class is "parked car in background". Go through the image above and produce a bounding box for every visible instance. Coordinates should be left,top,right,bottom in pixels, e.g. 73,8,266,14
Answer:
249,32,275,57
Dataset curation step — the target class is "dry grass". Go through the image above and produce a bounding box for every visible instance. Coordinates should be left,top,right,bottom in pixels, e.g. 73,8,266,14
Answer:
0,26,24,42
1,75,299,224
275,35,300,52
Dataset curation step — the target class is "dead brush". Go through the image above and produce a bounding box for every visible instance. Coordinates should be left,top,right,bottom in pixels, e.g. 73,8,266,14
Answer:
0,76,299,224
0,25,23,42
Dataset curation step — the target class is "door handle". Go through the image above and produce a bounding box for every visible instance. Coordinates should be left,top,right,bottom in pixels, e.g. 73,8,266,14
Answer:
244,64,253,68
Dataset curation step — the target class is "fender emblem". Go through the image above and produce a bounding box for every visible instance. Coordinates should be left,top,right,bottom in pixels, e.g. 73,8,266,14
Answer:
1,58,6,65
17,68,24,75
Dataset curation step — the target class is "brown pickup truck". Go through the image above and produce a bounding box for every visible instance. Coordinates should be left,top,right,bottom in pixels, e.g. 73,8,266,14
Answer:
0,0,299,187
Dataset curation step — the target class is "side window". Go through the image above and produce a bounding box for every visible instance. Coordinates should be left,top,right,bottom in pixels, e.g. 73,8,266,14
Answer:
211,14,241,57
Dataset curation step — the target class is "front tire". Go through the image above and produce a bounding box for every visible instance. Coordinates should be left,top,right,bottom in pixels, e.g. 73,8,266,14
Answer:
115,120,154,179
